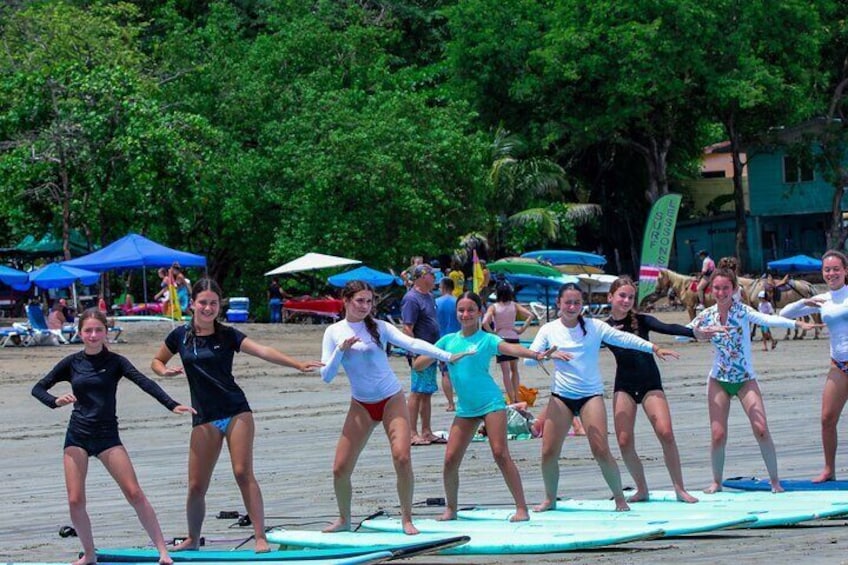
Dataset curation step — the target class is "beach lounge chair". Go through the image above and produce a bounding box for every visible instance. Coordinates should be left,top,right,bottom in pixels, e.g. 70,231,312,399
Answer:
0,323,30,347
26,304,68,344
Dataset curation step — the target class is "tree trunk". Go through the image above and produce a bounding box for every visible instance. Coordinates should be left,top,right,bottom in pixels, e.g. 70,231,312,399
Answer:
631,136,670,204
726,116,750,270
827,178,848,250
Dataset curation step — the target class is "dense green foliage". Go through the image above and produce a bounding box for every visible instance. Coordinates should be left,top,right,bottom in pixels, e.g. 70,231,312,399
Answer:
1,0,846,307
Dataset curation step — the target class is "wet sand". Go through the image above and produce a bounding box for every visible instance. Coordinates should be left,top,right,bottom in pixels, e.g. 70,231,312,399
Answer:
1,312,847,564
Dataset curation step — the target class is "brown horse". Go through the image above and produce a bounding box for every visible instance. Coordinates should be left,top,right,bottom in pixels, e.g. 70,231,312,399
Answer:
653,269,754,320
746,277,821,340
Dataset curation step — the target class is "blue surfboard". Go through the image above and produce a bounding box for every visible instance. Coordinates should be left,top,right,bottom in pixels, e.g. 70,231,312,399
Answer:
8,553,393,565
723,476,848,491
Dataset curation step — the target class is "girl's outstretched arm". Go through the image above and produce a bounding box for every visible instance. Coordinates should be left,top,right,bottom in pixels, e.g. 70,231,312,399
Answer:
240,338,324,372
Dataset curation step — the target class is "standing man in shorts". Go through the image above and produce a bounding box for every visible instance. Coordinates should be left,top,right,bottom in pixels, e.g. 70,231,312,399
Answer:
403,263,444,445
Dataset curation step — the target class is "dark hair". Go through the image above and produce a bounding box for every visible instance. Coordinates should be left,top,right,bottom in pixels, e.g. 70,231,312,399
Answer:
822,250,848,284
823,250,848,268
185,278,225,350
341,280,381,347
77,307,108,332
457,291,483,311
441,277,455,292
557,282,586,335
76,308,110,350
709,267,737,288
495,281,515,303
608,276,639,334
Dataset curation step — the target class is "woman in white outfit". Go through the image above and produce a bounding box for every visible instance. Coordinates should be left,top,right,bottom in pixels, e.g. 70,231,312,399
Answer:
320,280,472,535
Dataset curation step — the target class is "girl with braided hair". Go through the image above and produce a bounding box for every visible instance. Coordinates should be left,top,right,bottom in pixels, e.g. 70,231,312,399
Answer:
320,280,473,535
605,276,720,504
151,278,322,552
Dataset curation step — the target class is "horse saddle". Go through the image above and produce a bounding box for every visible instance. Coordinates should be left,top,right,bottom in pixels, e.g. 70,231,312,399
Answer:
688,281,709,293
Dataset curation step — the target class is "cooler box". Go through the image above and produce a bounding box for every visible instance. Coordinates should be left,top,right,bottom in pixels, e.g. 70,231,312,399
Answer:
226,297,250,323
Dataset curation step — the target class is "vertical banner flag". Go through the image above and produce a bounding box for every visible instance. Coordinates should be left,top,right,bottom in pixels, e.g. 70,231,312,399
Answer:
167,268,183,321
637,193,682,306
472,249,485,294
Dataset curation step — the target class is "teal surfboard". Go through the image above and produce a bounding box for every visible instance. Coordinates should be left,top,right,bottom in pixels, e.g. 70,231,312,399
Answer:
723,477,848,491
96,535,464,563
543,489,848,528
444,510,756,537
6,554,393,565
266,527,662,555
96,547,385,563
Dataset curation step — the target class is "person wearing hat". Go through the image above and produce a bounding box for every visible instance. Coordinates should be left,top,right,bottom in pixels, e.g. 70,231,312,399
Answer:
757,290,776,351
696,250,716,311
402,263,444,445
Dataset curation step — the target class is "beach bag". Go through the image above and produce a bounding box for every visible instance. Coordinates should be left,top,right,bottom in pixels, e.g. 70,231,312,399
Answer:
506,406,533,436
517,385,538,407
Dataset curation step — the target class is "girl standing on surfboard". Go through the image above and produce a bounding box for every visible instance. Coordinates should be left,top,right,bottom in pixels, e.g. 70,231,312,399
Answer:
33,308,194,565
320,280,474,535
780,250,848,484
152,278,322,552
689,268,818,493
527,282,678,512
605,276,720,504
413,291,556,522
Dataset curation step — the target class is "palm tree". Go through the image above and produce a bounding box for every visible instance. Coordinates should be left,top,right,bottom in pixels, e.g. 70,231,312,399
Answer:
490,128,601,243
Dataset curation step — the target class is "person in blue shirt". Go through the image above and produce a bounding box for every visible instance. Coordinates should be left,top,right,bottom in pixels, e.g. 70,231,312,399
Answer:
435,278,461,411
414,291,557,522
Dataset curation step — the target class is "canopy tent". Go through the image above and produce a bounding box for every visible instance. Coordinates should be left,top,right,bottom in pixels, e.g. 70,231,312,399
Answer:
327,266,402,288
0,265,30,290
0,230,92,259
64,233,206,303
767,254,823,273
265,253,361,276
29,263,99,289
64,233,206,270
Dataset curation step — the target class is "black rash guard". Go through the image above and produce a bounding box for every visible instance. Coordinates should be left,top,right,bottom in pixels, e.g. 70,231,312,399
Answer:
164,324,251,426
604,313,694,402
32,349,179,437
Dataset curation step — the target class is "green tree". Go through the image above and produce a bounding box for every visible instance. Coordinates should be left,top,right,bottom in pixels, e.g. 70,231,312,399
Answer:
489,129,601,254
698,0,825,269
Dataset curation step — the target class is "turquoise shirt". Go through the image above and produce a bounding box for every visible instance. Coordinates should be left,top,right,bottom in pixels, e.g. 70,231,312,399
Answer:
435,330,505,418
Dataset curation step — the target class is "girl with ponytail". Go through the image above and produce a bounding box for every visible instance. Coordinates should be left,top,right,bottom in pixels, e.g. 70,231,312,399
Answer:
320,280,473,535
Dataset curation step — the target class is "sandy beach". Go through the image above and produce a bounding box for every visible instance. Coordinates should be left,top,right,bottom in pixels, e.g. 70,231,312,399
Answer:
2,311,848,564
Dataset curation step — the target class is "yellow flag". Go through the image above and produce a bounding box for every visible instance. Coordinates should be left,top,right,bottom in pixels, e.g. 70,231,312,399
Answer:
472,249,484,294
168,272,182,321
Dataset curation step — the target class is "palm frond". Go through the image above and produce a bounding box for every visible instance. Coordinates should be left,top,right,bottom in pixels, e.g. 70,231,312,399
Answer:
563,203,603,224
508,208,560,240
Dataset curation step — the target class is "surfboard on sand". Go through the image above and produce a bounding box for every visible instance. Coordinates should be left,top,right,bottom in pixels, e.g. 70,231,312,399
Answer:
529,489,848,528
442,509,756,537
723,476,848,492
266,528,662,555
95,535,466,563
8,552,393,565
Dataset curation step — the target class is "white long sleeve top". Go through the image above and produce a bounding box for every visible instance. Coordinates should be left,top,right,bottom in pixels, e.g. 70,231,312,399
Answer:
526,317,654,399
689,301,796,383
320,318,452,403
781,285,848,362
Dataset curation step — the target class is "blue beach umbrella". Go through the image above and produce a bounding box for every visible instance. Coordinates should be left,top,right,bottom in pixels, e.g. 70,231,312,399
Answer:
29,263,100,289
767,254,823,273
0,265,31,290
328,266,402,288
521,249,607,268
